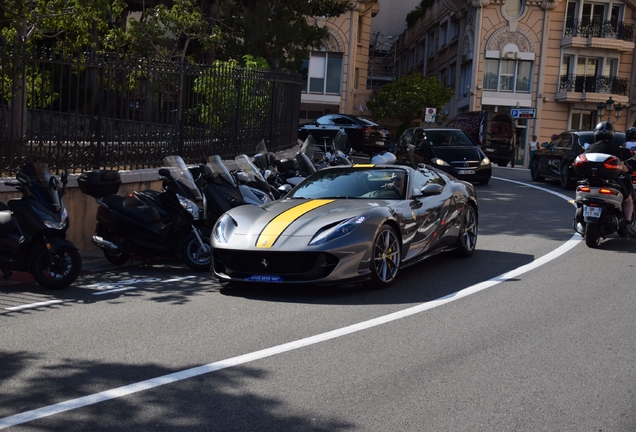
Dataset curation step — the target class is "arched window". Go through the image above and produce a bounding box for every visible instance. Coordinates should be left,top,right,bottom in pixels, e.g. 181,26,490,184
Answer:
504,0,524,19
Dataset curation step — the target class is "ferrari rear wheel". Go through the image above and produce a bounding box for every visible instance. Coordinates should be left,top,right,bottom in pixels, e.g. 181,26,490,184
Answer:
369,225,400,289
454,204,478,257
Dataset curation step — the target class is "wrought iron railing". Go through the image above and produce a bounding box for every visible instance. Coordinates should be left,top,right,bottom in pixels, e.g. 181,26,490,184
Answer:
0,45,302,175
558,74,629,95
564,19,635,41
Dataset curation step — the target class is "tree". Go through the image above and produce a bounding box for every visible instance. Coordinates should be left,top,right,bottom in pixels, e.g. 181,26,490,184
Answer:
367,74,454,138
214,0,352,69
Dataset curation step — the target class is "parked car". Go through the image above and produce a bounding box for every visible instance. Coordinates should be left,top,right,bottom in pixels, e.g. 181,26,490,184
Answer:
446,111,516,167
394,127,492,185
297,114,391,155
530,130,626,189
211,164,478,289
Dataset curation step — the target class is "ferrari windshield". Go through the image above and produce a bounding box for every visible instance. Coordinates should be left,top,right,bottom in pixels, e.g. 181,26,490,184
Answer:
289,167,408,200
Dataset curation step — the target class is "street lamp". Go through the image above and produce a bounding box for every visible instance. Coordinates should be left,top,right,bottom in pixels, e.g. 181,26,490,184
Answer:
597,97,623,122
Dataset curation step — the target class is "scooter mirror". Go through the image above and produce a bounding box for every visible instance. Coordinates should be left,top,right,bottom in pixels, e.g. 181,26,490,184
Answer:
16,172,30,186
158,168,171,178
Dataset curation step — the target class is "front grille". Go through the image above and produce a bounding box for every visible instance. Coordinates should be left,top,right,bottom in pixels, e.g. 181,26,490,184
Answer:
450,161,480,169
213,250,339,281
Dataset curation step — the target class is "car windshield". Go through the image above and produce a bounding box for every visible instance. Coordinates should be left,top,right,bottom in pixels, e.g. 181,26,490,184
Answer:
426,130,476,147
357,117,380,126
288,167,408,200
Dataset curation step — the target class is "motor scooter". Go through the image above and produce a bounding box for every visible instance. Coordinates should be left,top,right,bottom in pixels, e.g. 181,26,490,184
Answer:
572,152,636,247
198,155,273,227
79,156,212,271
0,162,82,289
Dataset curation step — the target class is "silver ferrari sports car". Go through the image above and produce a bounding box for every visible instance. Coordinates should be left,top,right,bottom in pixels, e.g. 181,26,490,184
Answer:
211,164,478,288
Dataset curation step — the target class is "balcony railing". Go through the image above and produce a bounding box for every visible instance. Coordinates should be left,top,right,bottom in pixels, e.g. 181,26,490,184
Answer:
564,19,634,42
559,74,629,95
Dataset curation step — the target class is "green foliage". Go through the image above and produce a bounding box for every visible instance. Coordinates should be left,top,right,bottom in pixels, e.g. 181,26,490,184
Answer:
406,0,435,28
0,0,126,53
217,0,352,69
367,73,454,135
104,0,221,63
192,55,271,130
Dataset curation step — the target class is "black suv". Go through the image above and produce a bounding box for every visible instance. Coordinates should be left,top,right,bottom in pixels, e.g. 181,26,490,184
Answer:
530,130,626,189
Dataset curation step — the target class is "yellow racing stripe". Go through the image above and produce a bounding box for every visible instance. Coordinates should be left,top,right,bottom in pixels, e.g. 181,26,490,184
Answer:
256,199,335,248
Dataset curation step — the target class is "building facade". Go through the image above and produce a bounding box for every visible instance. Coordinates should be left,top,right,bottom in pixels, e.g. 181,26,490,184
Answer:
299,0,380,124
394,0,636,167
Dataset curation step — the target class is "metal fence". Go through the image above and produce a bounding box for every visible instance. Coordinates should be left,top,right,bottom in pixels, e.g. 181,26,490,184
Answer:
0,46,302,175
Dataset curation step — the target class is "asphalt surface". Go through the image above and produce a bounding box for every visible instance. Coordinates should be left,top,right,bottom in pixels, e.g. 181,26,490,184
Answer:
2,166,636,431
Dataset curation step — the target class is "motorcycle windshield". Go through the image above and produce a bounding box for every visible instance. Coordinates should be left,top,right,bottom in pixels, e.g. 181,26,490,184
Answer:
333,130,348,153
296,153,317,175
21,162,62,211
205,155,236,187
235,154,266,183
235,154,272,194
299,135,316,162
255,139,268,157
163,156,204,202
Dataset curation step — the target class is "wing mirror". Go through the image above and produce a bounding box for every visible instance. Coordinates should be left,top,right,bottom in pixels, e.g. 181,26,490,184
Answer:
414,183,443,197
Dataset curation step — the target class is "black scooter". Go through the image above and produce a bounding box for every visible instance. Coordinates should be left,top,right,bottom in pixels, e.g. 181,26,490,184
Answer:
0,163,82,289
79,156,212,271
196,155,273,228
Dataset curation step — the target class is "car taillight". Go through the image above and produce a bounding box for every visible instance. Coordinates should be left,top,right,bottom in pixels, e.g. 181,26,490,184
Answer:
599,188,619,195
577,186,591,193
603,156,621,171
573,154,587,167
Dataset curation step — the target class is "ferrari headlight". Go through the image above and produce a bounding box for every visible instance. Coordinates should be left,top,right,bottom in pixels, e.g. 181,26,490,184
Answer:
431,158,450,167
309,215,367,246
213,213,235,243
480,156,491,166
177,194,200,220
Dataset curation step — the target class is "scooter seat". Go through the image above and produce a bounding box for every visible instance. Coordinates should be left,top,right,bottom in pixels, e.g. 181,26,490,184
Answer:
102,195,162,224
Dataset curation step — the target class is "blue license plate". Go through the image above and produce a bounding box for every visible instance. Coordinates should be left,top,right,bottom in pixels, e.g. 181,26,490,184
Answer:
245,275,283,283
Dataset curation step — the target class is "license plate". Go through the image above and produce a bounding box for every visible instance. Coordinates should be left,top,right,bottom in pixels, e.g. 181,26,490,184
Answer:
457,169,476,175
583,205,602,218
245,275,283,283
485,148,495,153
375,141,385,146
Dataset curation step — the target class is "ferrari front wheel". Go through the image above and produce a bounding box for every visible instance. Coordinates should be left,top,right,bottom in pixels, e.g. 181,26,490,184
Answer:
454,204,478,257
369,225,401,289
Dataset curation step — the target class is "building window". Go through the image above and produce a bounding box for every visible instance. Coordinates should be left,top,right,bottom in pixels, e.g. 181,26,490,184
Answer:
428,31,435,57
483,58,532,92
300,51,343,95
504,0,524,19
448,62,456,88
460,62,472,96
439,22,448,48
408,47,415,70
449,20,459,41
418,39,426,64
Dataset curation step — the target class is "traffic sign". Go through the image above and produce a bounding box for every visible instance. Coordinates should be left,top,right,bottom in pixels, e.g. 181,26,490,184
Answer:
510,108,536,119
425,107,436,123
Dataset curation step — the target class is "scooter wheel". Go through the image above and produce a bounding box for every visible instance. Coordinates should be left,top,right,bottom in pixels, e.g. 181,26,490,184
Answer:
103,250,132,266
30,245,82,289
585,222,601,248
181,229,212,272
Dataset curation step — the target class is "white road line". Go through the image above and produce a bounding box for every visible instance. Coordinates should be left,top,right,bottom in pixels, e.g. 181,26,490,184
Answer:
4,300,65,312
0,178,580,429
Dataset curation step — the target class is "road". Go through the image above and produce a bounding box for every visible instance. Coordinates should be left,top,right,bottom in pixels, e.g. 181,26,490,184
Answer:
1,167,635,431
